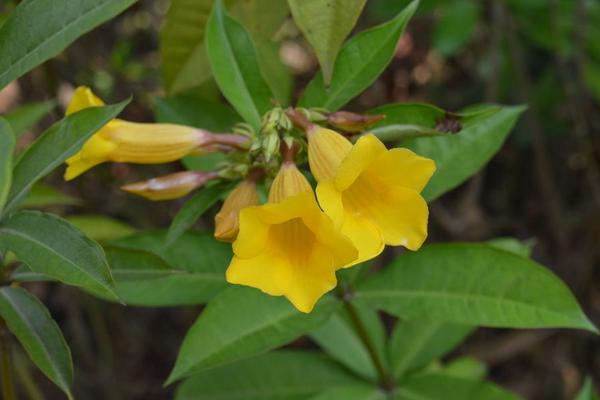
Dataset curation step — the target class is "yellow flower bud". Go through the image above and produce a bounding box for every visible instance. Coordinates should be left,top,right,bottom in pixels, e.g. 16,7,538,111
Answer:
306,126,352,182
121,171,217,201
268,162,312,203
64,87,249,181
214,180,260,242
327,111,385,133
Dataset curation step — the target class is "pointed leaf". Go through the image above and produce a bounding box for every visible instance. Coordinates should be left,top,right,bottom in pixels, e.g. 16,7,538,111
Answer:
0,0,137,90
206,0,274,129
0,287,73,399
166,181,232,246
394,374,520,400
309,384,386,400
20,183,82,209
110,231,231,305
4,99,129,212
66,215,136,243
288,0,366,85
388,319,473,378
4,101,55,138
310,302,386,381
575,377,600,400
369,103,526,201
105,247,182,281
355,244,596,332
0,118,15,214
299,1,417,110
0,211,117,299
167,287,340,383
175,351,355,400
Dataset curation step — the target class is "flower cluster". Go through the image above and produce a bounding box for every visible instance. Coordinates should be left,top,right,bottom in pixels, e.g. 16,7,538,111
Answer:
65,87,435,312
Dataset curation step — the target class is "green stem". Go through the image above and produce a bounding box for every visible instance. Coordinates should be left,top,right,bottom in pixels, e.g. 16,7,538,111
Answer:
0,322,16,400
343,299,394,391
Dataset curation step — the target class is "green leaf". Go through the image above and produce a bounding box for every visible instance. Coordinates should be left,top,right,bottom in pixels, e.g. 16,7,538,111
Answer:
299,1,417,110
575,376,600,400
288,0,367,86
309,383,385,400
206,0,274,129
432,0,479,56
0,211,117,300
4,101,55,138
166,182,231,246
0,0,137,90
154,92,241,132
394,374,520,400
167,287,340,383
105,246,182,281
441,357,487,381
486,237,535,258
160,0,289,97
0,287,73,399
160,0,213,94
66,215,136,243
310,302,386,381
20,183,82,209
355,244,597,332
109,231,230,305
388,319,473,378
175,351,355,400
4,99,129,212
369,103,526,200
0,118,15,214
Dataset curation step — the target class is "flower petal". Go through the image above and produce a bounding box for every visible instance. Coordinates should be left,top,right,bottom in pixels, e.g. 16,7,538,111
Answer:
333,134,387,190
66,86,105,115
368,147,436,192
340,213,384,266
366,187,429,250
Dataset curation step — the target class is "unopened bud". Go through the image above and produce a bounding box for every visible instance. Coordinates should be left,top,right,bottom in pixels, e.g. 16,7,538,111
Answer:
121,171,218,201
214,180,260,242
263,132,281,163
327,111,385,133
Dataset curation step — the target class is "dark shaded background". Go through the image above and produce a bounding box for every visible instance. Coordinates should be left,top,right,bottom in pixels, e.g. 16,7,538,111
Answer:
1,0,599,399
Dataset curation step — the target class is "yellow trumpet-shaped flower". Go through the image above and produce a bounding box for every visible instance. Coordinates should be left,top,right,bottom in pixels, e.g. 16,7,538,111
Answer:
214,180,260,242
225,162,357,313
64,87,210,180
308,127,436,264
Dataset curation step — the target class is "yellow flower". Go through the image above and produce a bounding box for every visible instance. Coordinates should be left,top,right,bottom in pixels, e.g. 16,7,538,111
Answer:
64,87,208,181
214,180,260,242
121,171,218,201
225,162,357,313
308,127,435,264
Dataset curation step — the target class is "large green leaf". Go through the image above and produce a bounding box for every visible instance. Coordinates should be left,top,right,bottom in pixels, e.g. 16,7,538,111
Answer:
0,211,117,300
160,0,213,94
110,231,230,305
575,377,600,400
368,103,525,201
288,0,367,86
160,0,289,97
0,287,73,399
0,0,137,90
309,384,385,400
105,247,182,281
206,0,274,129
355,244,596,332
4,99,129,212
4,101,55,138
166,182,231,246
66,215,136,243
394,374,520,400
167,287,340,383
388,319,473,379
20,183,82,209
0,118,15,214
154,93,241,132
310,302,386,381
175,351,355,400
299,1,417,110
